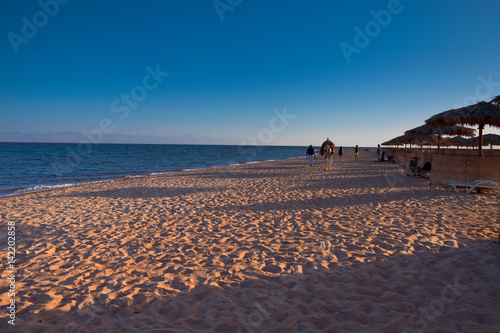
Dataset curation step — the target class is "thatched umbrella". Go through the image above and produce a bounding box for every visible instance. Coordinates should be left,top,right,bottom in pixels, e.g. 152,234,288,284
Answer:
418,134,452,147
404,124,475,153
483,133,500,145
408,133,444,150
382,134,430,148
463,134,500,150
381,139,397,147
411,134,452,154
447,136,469,148
382,133,450,149
461,136,489,148
491,95,500,106
425,101,500,155
382,135,411,147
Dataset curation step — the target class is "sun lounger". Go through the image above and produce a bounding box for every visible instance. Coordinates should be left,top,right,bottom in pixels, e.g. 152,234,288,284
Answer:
442,180,500,194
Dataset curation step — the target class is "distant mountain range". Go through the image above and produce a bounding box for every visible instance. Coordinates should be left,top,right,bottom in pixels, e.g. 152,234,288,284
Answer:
0,131,237,145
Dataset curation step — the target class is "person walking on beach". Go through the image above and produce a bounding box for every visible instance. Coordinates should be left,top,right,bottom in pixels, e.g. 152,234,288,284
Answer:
376,144,382,163
306,145,315,167
354,145,359,161
338,146,343,161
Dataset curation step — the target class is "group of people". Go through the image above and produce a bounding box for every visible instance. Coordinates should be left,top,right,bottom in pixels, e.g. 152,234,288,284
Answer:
307,141,398,167
305,138,359,167
376,144,396,163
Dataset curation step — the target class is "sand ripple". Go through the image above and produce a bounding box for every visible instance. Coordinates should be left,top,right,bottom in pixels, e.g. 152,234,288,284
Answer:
1,151,499,331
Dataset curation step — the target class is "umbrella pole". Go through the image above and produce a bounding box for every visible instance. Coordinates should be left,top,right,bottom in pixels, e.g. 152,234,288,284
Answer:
478,124,484,156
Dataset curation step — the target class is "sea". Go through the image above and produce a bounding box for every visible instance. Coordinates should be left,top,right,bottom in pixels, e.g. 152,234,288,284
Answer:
0,142,307,197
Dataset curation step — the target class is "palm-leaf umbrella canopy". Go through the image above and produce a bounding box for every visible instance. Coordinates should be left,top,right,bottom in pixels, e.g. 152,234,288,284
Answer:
447,136,469,148
461,137,490,147
491,95,500,106
462,134,500,148
382,134,429,146
482,133,500,145
418,135,452,146
404,124,475,153
381,135,411,146
404,124,475,136
425,101,500,155
382,134,447,147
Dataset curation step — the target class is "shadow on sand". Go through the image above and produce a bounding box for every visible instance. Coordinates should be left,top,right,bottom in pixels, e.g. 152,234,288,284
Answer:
10,242,500,332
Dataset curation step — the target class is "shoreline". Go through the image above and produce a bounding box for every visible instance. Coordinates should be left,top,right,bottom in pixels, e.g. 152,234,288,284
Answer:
0,156,299,199
0,143,378,199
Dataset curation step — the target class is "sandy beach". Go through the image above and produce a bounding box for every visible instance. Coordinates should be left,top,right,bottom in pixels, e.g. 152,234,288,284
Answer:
1,149,499,332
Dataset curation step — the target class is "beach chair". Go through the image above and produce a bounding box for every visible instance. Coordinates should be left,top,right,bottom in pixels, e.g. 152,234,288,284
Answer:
406,157,420,176
442,180,500,194
416,162,431,178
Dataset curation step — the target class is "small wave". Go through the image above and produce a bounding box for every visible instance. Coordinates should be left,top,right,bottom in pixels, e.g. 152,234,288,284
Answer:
2,143,307,194
2,180,111,197
22,183,79,192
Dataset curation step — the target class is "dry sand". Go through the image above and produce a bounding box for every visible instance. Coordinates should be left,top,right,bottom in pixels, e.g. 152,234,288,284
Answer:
1,149,499,332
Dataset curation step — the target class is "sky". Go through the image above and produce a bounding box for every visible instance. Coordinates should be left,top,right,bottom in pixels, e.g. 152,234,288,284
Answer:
1,0,500,147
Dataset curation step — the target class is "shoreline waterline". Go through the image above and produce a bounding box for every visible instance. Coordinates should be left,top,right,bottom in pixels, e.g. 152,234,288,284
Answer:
1,142,319,198
0,157,300,198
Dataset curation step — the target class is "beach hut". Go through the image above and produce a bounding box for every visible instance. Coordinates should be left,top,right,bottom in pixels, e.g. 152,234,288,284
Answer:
404,124,475,153
425,99,500,155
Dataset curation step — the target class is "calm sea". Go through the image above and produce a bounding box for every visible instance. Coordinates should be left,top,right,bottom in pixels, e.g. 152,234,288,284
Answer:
0,143,307,196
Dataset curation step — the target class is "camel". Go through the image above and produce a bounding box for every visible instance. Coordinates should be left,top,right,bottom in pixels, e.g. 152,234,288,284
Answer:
320,138,335,171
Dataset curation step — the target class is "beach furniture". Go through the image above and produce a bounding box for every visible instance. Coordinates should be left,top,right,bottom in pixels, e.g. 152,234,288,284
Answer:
417,162,432,178
406,157,418,176
442,180,500,194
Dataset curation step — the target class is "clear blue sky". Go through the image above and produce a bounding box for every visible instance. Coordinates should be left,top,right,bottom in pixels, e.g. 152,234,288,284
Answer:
1,0,500,146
